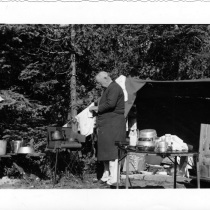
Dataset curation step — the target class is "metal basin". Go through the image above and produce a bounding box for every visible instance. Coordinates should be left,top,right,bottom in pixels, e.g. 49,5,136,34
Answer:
17,146,34,154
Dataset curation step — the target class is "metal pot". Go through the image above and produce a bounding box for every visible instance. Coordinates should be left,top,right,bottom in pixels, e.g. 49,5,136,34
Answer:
51,130,65,141
139,129,157,139
10,140,23,153
137,139,155,151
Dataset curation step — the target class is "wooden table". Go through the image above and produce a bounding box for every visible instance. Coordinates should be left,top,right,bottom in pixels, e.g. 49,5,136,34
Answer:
0,153,45,176
4,152,45,157
0,154,12,159
115,142,200,189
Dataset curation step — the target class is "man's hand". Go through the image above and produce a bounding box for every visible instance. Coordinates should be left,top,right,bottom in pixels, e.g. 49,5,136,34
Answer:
89,106,98,112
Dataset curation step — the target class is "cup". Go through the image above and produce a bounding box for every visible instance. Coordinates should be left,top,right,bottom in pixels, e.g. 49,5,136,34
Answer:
158,146,167,153
157,140,168,152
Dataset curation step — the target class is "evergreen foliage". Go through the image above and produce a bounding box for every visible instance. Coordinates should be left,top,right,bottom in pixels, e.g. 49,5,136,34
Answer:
0,24,210,178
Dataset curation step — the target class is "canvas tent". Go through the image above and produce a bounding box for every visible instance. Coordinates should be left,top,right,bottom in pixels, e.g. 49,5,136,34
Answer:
124,77,210,152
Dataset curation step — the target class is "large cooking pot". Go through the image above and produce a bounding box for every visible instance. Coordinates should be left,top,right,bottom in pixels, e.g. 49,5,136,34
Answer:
137,140,155,151
139,129,157,139
137,129,157,151
10,140,23,153
51,130,65,141
138,140,155,147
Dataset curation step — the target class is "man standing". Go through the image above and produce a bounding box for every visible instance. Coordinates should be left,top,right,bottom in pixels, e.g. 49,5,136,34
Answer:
89,71,126,186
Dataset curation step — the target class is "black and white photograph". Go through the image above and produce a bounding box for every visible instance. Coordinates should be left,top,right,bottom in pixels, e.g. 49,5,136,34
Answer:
1,2,210,210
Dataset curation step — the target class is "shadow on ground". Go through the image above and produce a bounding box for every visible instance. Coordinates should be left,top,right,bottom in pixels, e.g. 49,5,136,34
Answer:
110,185,165,189
182,179,210,188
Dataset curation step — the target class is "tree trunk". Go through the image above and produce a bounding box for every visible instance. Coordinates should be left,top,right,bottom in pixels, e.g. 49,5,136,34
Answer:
67,24,77,132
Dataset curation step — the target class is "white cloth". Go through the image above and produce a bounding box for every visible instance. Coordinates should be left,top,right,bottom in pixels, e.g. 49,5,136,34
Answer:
159,135,188,151
115,75,128,102
128,118,138,146
171,135,188,151
0,96,4,102
178,156,193,178
75,102,96,136
159,135,191,178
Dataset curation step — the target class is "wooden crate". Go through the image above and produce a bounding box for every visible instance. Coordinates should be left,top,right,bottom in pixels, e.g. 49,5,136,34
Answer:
199,124,210,179
122,153,146,172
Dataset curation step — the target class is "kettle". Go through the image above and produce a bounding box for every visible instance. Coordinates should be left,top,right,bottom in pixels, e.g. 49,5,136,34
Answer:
51,130,65,141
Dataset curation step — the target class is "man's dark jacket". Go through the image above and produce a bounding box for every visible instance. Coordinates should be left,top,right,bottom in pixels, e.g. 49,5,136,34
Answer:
97,81,126,161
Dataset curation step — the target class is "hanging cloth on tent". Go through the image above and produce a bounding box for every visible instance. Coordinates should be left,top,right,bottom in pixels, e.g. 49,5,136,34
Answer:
115,75,128,102
75,102,96,136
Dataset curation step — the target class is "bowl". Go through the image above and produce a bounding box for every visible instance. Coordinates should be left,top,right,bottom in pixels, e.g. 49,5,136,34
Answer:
17,146,34,154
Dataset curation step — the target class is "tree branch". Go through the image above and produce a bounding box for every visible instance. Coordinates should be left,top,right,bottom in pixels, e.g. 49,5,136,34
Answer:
39,49,70,54
46,36,63,42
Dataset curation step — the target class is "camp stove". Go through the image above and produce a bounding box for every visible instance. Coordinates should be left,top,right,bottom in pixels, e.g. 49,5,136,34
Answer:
47,126,85,186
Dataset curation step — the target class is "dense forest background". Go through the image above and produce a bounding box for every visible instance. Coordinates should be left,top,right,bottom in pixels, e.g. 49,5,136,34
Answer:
0,24,210,177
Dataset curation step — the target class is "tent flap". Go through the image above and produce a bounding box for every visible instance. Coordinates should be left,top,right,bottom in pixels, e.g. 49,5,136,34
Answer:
125,77,210,152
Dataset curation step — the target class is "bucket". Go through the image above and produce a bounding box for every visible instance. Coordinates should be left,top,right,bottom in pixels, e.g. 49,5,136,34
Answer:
0,140,7,155
10,140,23,153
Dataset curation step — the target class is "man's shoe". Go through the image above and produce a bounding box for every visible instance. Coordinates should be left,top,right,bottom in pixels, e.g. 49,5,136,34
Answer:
93,179,107,184
98,180,107,184
100,182,111,188
106,181,118,187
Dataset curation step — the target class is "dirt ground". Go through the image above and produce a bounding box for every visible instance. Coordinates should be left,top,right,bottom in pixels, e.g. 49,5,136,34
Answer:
0,173,205,189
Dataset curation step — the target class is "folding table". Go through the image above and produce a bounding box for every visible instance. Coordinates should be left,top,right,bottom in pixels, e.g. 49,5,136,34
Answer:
115,141,200,189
